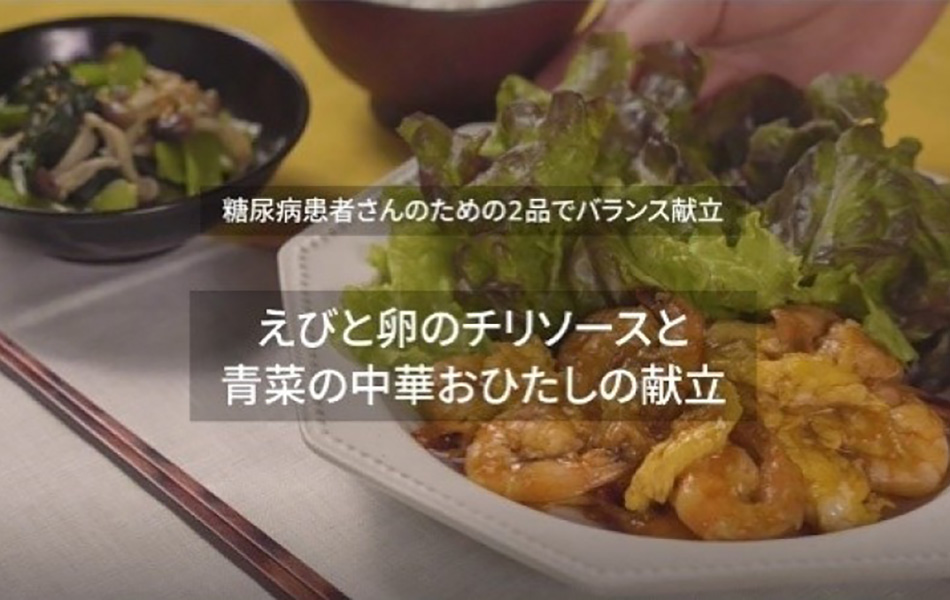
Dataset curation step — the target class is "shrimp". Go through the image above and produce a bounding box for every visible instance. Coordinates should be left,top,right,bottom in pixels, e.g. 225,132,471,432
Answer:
755,340,949,528
772,425,884,532
624,380,743,512
415,338,559,453
754,357,887,532
818,321,903,383
670,436,807,541
465,404,628,504
846,383,949,498
771,306,839,354
414,353,496,453
757,351,949,499
710,347,888,531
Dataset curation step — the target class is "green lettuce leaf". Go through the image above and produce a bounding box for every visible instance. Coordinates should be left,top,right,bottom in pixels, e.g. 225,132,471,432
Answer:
481,79,549,158
806,73,888,129
698,75,810,173
559,32,636,98
631,41,706,116
620,211,801,317
336,231,484,368
794,267,916,362
498,75,551,113
398,114,488,192
765,126,949,353
348,34,945,376
591,43,711,186
737,118,840,202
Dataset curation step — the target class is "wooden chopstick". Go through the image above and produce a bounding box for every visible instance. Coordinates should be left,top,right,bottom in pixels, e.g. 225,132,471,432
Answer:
0,331,348,600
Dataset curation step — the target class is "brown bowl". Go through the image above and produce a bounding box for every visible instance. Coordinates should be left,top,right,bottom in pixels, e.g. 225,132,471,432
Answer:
292,0,592,127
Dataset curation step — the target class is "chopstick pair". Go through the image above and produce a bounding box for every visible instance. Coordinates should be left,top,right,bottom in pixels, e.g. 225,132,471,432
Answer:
0,331,347,600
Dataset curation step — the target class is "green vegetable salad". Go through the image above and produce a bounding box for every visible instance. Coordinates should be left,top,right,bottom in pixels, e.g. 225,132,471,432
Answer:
344,34,950,393
0,43,260,212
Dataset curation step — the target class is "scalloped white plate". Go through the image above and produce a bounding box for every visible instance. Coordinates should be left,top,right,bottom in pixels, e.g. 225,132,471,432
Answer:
277,159,950,596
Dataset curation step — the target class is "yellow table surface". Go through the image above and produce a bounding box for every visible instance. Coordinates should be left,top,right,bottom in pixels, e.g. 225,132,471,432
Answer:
2,0,950,188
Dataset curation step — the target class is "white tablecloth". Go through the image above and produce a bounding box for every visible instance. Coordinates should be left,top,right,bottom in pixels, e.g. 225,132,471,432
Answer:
1,234,949,600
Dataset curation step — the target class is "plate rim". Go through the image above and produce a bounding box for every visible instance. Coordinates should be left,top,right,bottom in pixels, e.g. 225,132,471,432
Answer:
277,156,950,597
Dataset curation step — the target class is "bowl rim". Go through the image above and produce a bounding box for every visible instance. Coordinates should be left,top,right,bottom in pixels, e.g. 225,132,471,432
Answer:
0,14,311,221
325,0,582,16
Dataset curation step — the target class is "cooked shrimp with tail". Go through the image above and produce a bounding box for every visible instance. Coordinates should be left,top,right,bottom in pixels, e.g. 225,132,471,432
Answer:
671,431,807,541
465,404,628,505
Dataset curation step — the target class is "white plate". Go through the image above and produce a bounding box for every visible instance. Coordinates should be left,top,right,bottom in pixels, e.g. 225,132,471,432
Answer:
278,160,950,596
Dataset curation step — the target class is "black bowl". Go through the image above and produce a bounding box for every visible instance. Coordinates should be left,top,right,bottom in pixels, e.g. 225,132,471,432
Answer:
0,16,310,262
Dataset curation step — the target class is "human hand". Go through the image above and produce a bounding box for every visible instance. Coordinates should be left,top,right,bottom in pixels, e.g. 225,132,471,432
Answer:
539,0,947,95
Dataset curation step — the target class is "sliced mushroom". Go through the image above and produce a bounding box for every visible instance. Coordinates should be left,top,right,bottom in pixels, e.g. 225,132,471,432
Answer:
203,89,221,114
132,138,155,158
124,118,149,147
0,132,23,165
52,124,98,175
111,85,161,124
144,66,180,85
53,156,120,200
127,85,159,113
84,112,140,183
136,176,160,204
152,111,194,141
99,98,138,129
